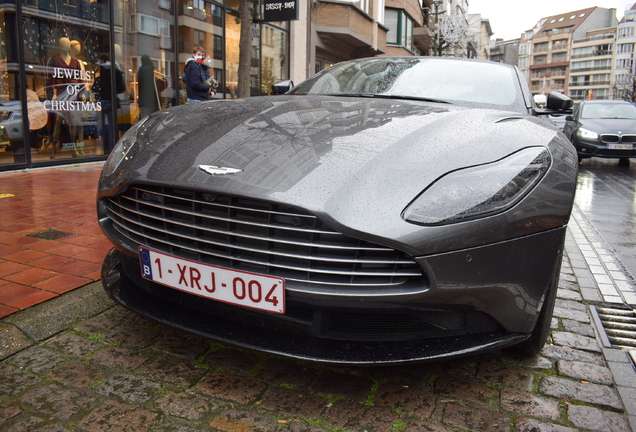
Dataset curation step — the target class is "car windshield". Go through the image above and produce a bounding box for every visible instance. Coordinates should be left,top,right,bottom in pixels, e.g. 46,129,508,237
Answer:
289,57,525,111
581,103,636,119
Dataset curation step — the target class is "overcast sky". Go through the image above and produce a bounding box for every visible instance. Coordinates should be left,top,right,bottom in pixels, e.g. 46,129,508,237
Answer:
467,0,635,40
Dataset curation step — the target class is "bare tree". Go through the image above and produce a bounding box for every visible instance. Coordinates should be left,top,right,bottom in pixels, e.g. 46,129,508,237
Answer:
237,0,254,98
612,70,636,102
436,37,469,57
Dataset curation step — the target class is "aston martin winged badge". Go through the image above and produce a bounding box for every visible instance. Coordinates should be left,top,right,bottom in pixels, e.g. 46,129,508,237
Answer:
198,165,243,175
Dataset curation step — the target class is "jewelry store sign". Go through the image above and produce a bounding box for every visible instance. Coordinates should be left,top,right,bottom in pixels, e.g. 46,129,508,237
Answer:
263,0,298,21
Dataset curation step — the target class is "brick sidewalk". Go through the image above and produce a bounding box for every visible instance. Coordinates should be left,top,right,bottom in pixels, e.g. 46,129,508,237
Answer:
0,163,109,318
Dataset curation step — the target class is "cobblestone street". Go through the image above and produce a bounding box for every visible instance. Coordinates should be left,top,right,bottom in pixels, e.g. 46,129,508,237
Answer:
1,235,635,431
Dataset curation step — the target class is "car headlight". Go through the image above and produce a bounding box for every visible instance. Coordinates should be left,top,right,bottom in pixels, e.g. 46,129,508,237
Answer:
576,127,598,140
102,116,150,176
402,147,551,226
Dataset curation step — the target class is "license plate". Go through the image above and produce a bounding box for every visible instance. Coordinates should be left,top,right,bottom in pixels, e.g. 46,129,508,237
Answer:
608,143,633,150
139,247,285,314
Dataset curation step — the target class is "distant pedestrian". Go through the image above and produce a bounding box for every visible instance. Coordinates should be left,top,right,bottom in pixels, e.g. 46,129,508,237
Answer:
183,46,213,103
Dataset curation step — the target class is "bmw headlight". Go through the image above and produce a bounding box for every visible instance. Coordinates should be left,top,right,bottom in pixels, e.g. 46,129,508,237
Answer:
102,116,150,177
402,147,551,225
576,127,598,140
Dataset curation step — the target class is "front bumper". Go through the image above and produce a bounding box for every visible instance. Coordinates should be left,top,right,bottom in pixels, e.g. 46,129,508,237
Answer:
101,227,566,365
573,136,636,159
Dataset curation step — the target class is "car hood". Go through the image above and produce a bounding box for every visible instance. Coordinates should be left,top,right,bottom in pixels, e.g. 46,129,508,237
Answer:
579,118,636,133
99,95,573,255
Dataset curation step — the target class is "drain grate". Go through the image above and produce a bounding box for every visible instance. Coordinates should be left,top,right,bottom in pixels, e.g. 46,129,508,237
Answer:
594,306,636,349
26,229,75,240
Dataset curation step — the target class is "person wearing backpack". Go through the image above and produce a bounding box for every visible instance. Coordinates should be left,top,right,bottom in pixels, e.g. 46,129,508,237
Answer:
92,53,125,153
183,46,213,103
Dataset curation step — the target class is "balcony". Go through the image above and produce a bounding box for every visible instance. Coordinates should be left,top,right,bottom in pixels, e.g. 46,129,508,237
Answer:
414,25,434,56
314,1,387,57
571,66,612,72
569,80,611,87
571,50,613,59
572,34,615,44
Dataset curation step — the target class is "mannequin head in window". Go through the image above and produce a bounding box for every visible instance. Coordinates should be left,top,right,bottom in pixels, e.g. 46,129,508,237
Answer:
58,37,71,53
70,40,82,58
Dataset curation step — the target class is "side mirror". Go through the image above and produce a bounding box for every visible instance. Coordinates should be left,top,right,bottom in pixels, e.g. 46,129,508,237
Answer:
565,115,574,121
546,91,573,111
271,80,294,95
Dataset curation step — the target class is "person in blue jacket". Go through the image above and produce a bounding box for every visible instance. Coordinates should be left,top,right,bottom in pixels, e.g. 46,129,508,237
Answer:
184,46,213,103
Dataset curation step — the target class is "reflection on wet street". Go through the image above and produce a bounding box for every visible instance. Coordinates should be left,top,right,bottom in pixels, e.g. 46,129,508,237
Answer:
575,157,636,279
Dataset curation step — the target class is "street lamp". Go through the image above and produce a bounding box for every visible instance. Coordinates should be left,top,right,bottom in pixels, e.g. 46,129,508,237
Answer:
427,0,445,56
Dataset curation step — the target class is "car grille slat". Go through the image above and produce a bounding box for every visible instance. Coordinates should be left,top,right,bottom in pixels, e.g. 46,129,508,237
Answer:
104,186,424,287
107,200,416,267
601,134,636,144
118,194,387,251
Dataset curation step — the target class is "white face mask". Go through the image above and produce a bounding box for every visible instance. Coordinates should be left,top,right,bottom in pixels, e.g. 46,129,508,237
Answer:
207,59,212,66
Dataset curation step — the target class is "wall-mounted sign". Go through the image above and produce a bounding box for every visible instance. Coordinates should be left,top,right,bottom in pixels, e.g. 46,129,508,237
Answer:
263,0,299,21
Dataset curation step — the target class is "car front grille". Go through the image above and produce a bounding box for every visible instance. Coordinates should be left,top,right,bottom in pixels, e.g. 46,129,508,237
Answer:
601,134,636,144
103,185,423,288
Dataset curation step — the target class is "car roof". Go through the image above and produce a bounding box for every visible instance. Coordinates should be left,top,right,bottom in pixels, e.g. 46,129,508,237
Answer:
581,99,634,105
355,56,518,70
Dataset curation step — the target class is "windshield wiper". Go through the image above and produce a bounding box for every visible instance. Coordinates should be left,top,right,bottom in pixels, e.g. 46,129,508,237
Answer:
328,93,451,104
374,94,451,104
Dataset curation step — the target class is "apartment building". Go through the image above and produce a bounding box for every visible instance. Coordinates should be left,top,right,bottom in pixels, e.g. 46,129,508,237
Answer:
529,7,617,97
569,28,615,101
613,4,636,100
489,38,520,65
465,14,493,60
517,30,535,81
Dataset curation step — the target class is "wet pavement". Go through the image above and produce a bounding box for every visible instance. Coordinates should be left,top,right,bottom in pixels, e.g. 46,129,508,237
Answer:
575,158,636,283
0,163,636,432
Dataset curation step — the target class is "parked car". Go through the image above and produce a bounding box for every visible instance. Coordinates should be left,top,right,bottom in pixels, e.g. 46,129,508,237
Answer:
98,57,577,364
563,99,636,164
0,101,23,146
549,114,567,130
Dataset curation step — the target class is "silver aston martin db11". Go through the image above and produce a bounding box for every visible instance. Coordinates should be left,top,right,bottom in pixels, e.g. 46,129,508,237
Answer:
98,57,577,364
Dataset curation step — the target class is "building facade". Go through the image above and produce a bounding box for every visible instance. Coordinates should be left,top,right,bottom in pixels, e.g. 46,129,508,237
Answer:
569,28,615,101
489,38,520,65
528,7,616,99
1,0,437,171
464,15,492,60
1,0,291,170
613,4,636,101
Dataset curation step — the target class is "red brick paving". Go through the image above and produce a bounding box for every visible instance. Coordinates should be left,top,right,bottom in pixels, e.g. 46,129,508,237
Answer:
0,283,39,303
0,304,18,318
0,163,108,318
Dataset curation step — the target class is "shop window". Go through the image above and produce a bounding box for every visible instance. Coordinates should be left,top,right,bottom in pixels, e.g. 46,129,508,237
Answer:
18,5,113,163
